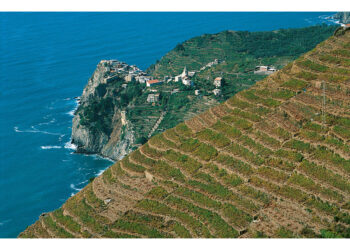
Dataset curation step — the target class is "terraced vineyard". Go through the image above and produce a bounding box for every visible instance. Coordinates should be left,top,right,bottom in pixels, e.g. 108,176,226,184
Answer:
20,27,350,238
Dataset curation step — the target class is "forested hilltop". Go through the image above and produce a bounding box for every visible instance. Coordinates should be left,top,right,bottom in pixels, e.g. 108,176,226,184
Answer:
20,26,350,238
71,25,337,161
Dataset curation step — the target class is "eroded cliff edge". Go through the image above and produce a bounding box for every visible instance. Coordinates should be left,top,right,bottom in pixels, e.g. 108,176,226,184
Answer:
72,60,135,160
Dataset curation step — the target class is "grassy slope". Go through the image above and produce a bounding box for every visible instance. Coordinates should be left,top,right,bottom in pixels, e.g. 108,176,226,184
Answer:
20,28,350,238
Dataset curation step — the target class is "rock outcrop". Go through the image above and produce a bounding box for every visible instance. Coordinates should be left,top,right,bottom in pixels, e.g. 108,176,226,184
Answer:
71,61,135,160
334,12,350,24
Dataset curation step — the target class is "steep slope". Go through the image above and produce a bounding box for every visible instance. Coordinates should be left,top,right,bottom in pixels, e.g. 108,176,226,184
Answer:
20,27,350,238
72,25,337,161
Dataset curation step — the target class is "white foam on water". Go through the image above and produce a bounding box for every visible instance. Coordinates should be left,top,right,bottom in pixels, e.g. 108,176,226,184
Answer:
92,154,114,163
66,99,79,116
0,219,11,227
77,180,88,185
58,134,65,142
70,183,82,192
96,168,107,176
40,145,62,150
64,140,77,150
14,126,62,136
66,109,75,116
37,118,56,127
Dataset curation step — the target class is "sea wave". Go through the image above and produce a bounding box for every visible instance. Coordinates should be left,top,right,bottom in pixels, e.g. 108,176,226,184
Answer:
37,118,56,127
96,168,107,176
14,126,62,136
92,154,115,163
70,183,82,192
64,140,77,150
66,109,75,116
0,219,12,227
66,99,79,117
40,145,62,150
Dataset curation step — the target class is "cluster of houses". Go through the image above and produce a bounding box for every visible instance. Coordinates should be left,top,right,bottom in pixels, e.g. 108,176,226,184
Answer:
100,59,225,104
174,66,196,86
254,65,277,75
100,59,153,84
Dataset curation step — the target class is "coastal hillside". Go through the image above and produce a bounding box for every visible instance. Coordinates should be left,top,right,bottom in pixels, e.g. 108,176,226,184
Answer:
71,25,337,161
20,27,350,238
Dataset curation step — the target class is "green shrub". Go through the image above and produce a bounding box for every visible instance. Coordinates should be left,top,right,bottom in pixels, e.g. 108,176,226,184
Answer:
215,154,254,176
112,219,166,238
52,208,81,233
276,227,296,238
296,71,317,81
275,149,303,162
137,199,211,237
146,187,169,200
298,59,328,72
43,215,74,238
271,89,296,100
196,128,231,148
284,139,313,153
164,149,202,174
299,160,350,193
237,185,270,205
193,143,218,161
282,79,308,91
175,123,192,137
288,173,343,202
211,121,242,139
227,143,265,165
165,195,238,238
151,161,186,182
333,125,350,140
205,163,243,187
221,203,252,228
122,157,146,173
174,186,221,209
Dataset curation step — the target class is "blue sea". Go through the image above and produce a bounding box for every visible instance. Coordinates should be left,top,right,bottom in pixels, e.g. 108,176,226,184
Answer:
0,12,337,237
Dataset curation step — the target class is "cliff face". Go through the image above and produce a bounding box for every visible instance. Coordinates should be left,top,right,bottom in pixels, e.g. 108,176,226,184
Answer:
334,12,350,24
71,61,135,160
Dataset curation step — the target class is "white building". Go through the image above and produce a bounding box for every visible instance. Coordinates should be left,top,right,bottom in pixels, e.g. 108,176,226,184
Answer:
188,71,196,77
182,77,192,86
213,88,221,96
174,75,182,82
254,66,277,75
195,89,200,96
213,77,222,88
147,93,160,103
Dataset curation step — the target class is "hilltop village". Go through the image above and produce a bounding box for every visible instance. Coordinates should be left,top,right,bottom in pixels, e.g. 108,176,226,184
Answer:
100,58,244,105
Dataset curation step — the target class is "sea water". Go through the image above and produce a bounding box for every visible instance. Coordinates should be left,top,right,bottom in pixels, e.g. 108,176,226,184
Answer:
0,12,337,237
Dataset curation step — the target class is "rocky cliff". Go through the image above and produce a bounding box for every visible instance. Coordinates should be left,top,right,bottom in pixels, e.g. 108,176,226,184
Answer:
71,61,135,160
334,12,350,24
